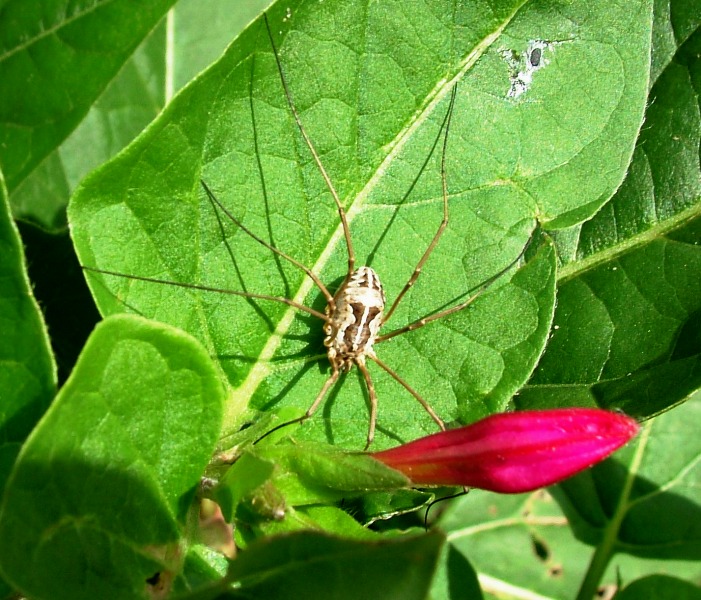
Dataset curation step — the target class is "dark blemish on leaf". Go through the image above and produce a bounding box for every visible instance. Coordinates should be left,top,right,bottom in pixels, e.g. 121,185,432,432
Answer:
146,569,173,599
596,584,617,600
549,565,563,578
529,47,542,67
530,533,550,561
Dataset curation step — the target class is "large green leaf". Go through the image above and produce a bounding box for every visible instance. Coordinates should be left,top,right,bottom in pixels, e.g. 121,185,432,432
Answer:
69,0,650,449
437,489,590,600
8,0,272,230
0,315,225,600
553,391,701,598
519,20,701,419
0,172,56,494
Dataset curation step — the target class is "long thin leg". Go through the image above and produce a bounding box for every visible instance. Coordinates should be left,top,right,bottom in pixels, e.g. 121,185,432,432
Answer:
201,180,333,303
369,354,445,430
356,360,379,450
376,236,534,343
382,85,458,325
263,13,355,277
424,489,469,529
253,368,340,445
83,266,329,321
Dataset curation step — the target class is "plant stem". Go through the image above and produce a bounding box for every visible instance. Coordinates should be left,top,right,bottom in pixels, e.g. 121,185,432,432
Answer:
575,422,651,600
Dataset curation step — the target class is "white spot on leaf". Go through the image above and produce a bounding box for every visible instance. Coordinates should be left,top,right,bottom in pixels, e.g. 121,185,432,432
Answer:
501,40,557,99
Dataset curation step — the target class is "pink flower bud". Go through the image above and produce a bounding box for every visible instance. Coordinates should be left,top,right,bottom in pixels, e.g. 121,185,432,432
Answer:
371,409,639,493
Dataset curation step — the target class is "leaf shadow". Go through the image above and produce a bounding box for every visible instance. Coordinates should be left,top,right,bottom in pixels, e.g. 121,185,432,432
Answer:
248,46,292,300
365,101,448,269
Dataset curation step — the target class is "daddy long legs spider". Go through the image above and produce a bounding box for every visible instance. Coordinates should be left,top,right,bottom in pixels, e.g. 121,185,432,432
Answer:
79,13,534,449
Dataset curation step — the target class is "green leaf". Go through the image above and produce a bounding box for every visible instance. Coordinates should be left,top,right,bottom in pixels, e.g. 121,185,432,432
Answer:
215,451,277,522
9,0,273,230
518,24,701,419
0,314,225,600
617,575,701,600
0,0,177,195
0,172,56,495
12,220,101,384
218,443,411,506
7,13,167,231
551,393,701,598
211,530,443,600
256,443,411,500
181,545,230,593
431,542,484,600
68,0,657,449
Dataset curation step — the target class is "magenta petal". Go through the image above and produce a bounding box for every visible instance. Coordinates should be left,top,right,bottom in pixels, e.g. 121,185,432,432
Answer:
371,409,639,493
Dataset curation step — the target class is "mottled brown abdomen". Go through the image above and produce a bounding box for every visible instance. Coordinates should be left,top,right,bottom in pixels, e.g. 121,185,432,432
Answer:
324,267,386,371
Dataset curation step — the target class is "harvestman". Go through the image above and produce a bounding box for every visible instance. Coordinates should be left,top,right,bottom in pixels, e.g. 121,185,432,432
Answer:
85,15,531,449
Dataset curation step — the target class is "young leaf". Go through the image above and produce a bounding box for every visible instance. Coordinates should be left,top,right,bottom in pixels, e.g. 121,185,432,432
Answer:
0,315,225,600
252,442,411,504
241,504,380,545
67,0,653,448
212,441,433,546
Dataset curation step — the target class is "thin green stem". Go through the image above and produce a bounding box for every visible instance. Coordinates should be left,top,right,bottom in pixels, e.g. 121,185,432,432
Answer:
575,422,651,600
